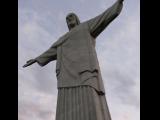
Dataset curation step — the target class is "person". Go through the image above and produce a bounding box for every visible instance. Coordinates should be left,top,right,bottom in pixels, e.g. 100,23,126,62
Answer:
23,0,124,120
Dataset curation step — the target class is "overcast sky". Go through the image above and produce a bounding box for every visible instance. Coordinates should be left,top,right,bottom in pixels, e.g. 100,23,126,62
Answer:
18,0,140,120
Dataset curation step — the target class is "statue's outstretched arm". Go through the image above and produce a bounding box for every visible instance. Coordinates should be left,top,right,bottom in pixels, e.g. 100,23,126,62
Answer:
87,0,124,38
23,45,57,68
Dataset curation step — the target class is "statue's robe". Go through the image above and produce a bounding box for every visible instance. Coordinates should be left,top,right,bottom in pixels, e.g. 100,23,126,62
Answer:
35,1,123,120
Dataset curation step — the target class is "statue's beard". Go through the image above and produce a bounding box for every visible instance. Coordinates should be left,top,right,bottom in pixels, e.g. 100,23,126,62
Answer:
68,23,77,30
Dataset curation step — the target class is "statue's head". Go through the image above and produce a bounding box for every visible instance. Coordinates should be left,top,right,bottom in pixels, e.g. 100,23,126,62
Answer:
66,12,80,30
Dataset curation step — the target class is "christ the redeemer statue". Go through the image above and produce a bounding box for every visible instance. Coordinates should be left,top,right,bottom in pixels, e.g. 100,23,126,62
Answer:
23,0,124,120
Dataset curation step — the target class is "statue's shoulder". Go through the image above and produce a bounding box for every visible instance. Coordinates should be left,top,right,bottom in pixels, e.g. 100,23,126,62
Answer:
59,31,70,41
52,32,70,47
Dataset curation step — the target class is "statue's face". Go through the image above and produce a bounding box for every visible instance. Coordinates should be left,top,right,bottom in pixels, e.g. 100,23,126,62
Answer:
66,14,78,30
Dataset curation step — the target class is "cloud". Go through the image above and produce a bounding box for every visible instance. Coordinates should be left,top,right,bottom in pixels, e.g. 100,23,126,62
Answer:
95,3,140,120
18,88,57,120
110,102,140,120
18,8,58,120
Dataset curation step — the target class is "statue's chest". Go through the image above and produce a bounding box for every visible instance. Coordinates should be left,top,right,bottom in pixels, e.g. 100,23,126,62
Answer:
68,24,90,40
62,24,90,47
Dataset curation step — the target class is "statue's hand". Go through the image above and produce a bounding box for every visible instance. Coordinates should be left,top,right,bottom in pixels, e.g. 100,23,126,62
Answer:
23,59,36,68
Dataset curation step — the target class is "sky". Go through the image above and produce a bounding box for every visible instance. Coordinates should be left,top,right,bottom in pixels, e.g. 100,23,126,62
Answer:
18,0,140,120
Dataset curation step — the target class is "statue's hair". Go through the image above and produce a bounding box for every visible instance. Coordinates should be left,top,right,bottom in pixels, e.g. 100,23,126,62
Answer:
66,12,80,25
